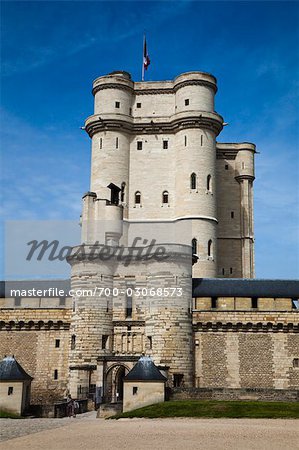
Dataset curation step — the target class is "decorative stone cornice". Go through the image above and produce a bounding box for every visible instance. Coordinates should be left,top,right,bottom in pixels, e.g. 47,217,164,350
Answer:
235,175,255,183
85,113,223,137
193,321,299,333
173,79,217,93
0,320,70,330
92,82,134,96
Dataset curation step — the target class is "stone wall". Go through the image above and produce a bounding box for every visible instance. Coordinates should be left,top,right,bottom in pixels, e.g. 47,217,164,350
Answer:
0,308,71,405
170,387,299,402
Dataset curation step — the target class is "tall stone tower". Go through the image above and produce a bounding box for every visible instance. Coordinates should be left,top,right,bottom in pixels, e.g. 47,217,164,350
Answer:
68,70,255,401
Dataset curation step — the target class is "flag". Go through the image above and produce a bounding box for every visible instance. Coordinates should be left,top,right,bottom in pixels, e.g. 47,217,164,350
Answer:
143,37,150,71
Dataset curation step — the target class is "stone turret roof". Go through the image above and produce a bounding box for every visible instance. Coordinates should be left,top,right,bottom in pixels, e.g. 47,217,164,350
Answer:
124,356,167,382
0,356,33,381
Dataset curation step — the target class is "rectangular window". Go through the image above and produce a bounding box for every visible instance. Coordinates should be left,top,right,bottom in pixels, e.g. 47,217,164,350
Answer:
163,140,168,149
137,141,143,150
71,335,76,350
136,103,141,108
293,358,299,368
222,268,225,275
133,386,138,395
8,386,13,395
15,297,21,307
59,296,66,306
231,211,234,218
102,335,109,350
185,99,189,106
184,135,187,147
211,297,218,309
115,101,120,108
230,267,233,274
100,138,102,149
54,369,58,380
148,336,152,350
225,164,229,170
200,135,203,146
251,297,258,309
126,294,132,318
173,374,184,387
116,137,119,149
55,339,60,348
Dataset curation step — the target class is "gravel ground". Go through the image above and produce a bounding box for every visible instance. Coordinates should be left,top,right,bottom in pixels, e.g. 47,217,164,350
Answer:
0,414,298,450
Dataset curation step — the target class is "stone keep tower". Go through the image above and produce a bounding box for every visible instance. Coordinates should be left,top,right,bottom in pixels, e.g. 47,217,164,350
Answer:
68,70,255,399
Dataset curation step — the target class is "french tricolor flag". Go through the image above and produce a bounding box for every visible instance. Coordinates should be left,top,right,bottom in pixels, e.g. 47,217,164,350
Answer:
142,35,150,80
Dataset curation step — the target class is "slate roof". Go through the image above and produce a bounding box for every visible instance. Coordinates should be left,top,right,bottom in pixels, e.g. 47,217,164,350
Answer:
192,278,299,298
124,356,167,382
0,356,33,381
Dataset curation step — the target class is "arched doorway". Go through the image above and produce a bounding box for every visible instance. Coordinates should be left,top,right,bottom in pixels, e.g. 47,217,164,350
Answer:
105,364,129,403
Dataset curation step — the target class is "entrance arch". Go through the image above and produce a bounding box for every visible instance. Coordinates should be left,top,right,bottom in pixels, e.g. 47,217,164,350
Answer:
105,364,129,403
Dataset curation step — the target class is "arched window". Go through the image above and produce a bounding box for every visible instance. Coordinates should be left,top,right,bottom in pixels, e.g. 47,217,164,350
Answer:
135,191,141,205
207,174,212,191
121,182,126,202
162,191,169,204
208,239,213,257
190,173,196,190
192,238,197,255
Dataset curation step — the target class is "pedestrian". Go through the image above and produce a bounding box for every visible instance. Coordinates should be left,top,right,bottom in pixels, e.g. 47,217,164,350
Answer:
66,394,75,418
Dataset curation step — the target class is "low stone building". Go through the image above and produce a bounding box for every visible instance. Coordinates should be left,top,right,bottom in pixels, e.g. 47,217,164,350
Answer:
123,356,166,412
0,356,33,415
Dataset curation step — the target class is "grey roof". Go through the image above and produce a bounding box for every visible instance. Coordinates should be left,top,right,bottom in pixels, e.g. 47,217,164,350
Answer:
124,356,167,382
193,278,299,298
0,356,33,381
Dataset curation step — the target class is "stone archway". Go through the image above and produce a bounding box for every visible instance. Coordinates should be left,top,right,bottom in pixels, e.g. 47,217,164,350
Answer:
105,364,129,403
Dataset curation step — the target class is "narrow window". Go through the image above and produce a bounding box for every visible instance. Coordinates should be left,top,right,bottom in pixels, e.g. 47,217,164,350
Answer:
192,238,197,255
173,374,184,387
185,99,189,106
121,182,126,203
163,140,168,149
184,135,187,147
116,137,119,149
200,135,203,146
135,191,141,205
148,336,152,349
102,335,109,350
231,211,234,219
133,386,138,395
208,240,213,257
293,358,299,368
137,141,143,150
71,334,76,350
230,267,233,274
100,138,102,149
251,297,258,309
137,102,141,108
222,268,225,275
207,175,212,192
126,294,132,318
54,369,58,380
162,191,169,204
211,297,217,309
190,173,196,190
55,339,60,348
242,162,245,169
115,101,120,108
8,386,13,395
225,164,229,170
129,107,132,115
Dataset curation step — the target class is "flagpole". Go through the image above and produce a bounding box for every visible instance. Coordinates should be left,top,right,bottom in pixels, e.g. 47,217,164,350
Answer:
142,34,145,81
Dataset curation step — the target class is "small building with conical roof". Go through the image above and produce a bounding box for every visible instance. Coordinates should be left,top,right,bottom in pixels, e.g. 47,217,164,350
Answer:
0,356,33,415
123,356,166,413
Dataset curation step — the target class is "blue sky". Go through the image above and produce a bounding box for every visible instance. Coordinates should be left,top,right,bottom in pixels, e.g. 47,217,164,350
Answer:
1,0,299,279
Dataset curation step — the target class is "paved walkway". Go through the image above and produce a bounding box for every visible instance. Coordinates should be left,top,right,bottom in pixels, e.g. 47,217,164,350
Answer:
0,415,298,450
